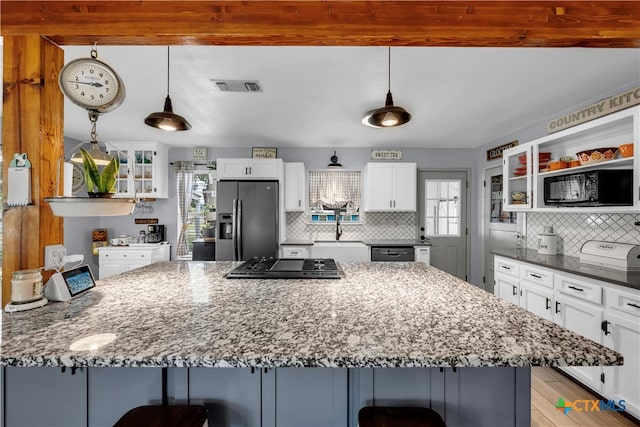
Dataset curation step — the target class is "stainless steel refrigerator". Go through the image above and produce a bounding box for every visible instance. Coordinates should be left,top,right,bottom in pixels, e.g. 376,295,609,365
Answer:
216,180,279,260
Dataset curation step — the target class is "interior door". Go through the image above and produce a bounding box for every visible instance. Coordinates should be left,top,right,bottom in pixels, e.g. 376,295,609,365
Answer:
418,170,468,280
483,166,523,293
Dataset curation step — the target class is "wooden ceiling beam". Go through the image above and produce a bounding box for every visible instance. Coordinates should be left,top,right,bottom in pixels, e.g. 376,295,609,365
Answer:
2,1,639,47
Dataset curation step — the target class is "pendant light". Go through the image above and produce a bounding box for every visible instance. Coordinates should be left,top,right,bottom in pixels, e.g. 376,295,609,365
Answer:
144,46,191,131
328,151,342,168
362,47,411,128
70,111,114,166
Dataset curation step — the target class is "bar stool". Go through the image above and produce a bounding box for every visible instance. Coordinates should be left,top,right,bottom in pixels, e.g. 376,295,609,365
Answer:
114,368,208,427
358,406,446,427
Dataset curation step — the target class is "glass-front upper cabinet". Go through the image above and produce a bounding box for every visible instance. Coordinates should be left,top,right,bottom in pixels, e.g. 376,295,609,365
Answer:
502,144,532,210
106,142,169,199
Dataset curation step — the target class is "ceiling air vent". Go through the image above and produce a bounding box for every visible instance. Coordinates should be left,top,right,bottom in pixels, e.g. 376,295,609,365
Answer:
211,80,263,93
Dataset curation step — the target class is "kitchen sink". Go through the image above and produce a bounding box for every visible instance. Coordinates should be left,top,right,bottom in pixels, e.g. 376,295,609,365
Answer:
312,240,368,262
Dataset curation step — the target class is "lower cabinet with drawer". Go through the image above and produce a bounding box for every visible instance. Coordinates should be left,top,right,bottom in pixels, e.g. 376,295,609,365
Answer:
98,244,171,279
493,255,640,419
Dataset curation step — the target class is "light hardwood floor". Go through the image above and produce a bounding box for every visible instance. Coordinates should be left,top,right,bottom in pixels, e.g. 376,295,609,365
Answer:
531,367,639,427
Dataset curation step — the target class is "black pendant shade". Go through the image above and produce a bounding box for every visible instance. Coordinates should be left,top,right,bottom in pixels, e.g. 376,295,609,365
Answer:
328,150,342,168
144,95,192,131
145,46,191,132
362,47,411,128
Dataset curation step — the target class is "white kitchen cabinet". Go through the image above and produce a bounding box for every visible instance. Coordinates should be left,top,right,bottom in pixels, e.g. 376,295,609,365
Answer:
364,162,416,211
493,255,640,419
280,244,310,258
603,286,640,419
501,144,533,211
4,367,87,427
284,162,306,211
502,105,640,212
519,282,554,322
494,257,521,305
415,246,431,265
494,273,519,306
106,141,169,199
98,244,170,279
518,263,555,321
216,158,283,180
554,292,604,393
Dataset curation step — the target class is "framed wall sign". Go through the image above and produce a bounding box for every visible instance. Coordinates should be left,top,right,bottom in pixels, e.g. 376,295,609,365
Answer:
193,147,208,160
252,147,277,158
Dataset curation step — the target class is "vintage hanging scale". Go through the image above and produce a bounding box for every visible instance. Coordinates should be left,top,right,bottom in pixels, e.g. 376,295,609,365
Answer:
58,44,126,114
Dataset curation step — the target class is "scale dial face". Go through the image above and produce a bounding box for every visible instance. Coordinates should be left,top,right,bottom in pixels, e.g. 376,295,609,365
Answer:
59,58,126,113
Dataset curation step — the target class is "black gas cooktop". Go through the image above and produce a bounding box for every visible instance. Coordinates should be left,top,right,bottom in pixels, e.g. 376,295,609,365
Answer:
226,258,340,279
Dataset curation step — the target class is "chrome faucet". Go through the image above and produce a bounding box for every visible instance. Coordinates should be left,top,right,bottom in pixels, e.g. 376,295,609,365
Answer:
335,208,343,241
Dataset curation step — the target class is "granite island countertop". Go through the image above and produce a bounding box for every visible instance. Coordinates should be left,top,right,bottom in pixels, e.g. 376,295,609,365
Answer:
0,261,621,369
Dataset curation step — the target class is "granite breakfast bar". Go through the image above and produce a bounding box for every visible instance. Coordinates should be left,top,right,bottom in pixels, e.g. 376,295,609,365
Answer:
0,261,622,426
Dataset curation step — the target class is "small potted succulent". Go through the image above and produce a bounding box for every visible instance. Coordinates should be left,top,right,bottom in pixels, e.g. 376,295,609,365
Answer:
80,148,119,197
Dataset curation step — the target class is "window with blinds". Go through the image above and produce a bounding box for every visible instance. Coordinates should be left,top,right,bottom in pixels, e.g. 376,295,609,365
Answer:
308,170,361,223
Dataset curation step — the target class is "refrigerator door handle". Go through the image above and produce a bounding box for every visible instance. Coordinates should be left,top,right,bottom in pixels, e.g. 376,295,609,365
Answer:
237,199,243,260
232,198,238,261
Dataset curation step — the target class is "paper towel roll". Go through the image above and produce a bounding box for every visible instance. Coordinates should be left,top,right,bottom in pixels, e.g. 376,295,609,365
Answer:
63,162,73,197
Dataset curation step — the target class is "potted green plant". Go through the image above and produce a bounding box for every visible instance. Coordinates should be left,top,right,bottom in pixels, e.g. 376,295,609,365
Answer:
80,148,120,197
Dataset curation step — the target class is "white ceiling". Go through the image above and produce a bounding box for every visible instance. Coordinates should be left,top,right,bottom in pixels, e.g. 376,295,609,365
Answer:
61,45,640,149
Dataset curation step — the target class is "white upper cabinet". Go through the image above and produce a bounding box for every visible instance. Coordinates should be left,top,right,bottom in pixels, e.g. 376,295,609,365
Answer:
284,162,306,211
216,158,283,180
503,105,639,212
105,141,169,198
364,162,417,211
502,145,533,211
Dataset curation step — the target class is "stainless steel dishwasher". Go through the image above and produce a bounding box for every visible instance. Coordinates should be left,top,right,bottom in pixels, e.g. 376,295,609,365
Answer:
370,246,415,262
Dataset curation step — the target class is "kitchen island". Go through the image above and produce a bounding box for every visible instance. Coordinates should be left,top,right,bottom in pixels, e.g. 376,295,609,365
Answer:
0,261,622,426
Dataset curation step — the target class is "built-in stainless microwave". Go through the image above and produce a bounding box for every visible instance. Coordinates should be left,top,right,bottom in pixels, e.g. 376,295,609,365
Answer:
543,169,633,206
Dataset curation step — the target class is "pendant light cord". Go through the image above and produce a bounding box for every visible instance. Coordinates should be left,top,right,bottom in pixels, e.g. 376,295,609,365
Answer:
166,46,170,96
387,46,391,92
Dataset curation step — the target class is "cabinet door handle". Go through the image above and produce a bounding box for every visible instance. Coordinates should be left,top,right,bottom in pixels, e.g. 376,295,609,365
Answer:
501,265,511,270
568,285,584,292
249,167,252,175
529,273,542,279
512,285,517,296
393,200,396,208
545,298,551,310
245,167,249,175
601,320,611,335
628,302,640,309
298,200,301,207
555,301,561,314
390,200,393,208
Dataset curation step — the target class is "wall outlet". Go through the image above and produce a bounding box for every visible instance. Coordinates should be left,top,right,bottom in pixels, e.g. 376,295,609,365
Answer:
44,244,67,269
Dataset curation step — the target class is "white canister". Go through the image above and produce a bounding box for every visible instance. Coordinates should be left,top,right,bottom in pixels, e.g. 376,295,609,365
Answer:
538,226,559,255
11,268,44,303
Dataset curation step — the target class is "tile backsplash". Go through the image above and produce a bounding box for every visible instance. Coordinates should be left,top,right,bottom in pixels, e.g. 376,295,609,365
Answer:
526,212,640,257
286,211,416,241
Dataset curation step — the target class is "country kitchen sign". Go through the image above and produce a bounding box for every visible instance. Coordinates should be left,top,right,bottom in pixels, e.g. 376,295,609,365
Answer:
547,86,640,133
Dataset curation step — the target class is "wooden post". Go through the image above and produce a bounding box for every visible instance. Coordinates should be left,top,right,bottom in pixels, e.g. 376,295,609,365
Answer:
2,36,64,306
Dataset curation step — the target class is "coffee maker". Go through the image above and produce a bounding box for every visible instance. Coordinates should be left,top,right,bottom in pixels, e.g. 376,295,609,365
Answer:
147,224,166,243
